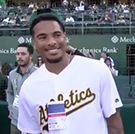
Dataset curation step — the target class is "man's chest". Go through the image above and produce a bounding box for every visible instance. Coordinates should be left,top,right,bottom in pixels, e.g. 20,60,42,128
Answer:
31,77,101,133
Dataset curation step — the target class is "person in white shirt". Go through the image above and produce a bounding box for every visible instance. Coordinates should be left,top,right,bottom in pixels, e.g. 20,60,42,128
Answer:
122,3,127,10
62,0,68,8
17,9,124,134
29,3,34,8
65,15,74,22
2,17,10,23
100,51,115,68
104,58,117,76
79,0,85,11
79,0,84,6
123,8,129,13
75,6,80,11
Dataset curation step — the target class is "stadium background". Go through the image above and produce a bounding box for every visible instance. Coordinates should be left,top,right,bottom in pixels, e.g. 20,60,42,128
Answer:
0,0,135,134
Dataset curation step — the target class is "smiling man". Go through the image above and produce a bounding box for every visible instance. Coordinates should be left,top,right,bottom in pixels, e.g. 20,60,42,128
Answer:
17,9,124,134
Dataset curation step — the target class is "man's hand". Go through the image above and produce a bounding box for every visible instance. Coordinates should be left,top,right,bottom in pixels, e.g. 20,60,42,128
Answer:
107,109,124,134
8,112,13,120
66,45,77,54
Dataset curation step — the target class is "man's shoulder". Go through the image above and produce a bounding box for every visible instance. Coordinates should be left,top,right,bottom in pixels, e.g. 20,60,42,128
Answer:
33,66,38,70
75,55,103,66
22,65,44,87
74,56,109,74
20,65,44,96
32,66,38,72
9,68,17,76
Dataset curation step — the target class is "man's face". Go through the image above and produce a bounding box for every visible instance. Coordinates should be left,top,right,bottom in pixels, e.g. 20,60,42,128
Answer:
101,52,107,59
105,59,111,66
32,20,66,64
16,47,32,67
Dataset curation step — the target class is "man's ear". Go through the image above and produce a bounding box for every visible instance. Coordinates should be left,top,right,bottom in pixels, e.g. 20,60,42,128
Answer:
30,54,33,61
32,38,40,54
64,32,67,39
32,38,36,50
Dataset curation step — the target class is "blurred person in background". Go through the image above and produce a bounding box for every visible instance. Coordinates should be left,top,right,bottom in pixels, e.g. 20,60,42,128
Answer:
66,45,86,57
0,72,8,101
6,43,38,134
65,14,75,23
37,56,43,67
98,10,114,23
0,62,2,74
62,0,69,9
87,51,96,59
100,51,115,68
104,58,118,76
0,62,12,101
66,45,96,58
2,62,12,78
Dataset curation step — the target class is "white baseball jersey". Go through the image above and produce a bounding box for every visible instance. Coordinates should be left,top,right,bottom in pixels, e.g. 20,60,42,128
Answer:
18,55,123,134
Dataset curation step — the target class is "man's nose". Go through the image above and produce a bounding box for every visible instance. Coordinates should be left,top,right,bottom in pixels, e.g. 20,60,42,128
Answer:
17,54,22,58
47,37,57,46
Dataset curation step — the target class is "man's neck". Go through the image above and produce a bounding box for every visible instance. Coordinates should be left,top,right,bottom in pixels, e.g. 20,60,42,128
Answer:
19,63,31,74
45,54,73,74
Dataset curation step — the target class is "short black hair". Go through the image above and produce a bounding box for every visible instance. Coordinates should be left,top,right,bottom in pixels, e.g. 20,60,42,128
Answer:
30,14,65,36
104,57,111,62
89,52,93,58
104,57,112,68
17,43,34,55
2,62,12,75
102,51,109,56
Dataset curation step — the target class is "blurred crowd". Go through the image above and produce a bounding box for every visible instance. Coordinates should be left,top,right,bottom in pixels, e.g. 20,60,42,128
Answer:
0,0,135,28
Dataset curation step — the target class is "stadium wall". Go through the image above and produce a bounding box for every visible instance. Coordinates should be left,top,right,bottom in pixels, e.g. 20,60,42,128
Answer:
0,35,135,74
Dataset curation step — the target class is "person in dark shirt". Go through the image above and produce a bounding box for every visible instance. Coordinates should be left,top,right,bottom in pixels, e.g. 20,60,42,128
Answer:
66,45,86,57
0,74,8,101
0,62,12,101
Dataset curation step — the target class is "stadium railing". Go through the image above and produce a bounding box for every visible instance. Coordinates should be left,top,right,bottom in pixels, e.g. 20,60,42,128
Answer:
0,12,134,35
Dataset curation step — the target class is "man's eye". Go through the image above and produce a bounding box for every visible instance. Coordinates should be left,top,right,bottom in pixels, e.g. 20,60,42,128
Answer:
39,36,46,39
55,34,61,37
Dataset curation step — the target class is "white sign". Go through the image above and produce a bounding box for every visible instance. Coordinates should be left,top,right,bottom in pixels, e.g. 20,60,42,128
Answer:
0,48,16,54
18,37,70,44
79,47,118,54
111,35,135,43
18,37,32,43
111,36,119,43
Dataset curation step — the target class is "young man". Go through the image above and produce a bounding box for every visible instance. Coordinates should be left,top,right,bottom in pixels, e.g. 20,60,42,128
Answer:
6,43,38,134
18,9,124,134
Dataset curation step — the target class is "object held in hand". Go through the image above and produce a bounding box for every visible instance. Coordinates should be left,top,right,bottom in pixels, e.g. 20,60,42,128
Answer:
47,101,66,131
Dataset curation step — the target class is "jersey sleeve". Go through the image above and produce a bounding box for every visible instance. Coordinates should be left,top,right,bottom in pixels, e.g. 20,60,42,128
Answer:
17,85,41,134
100,62,123,118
